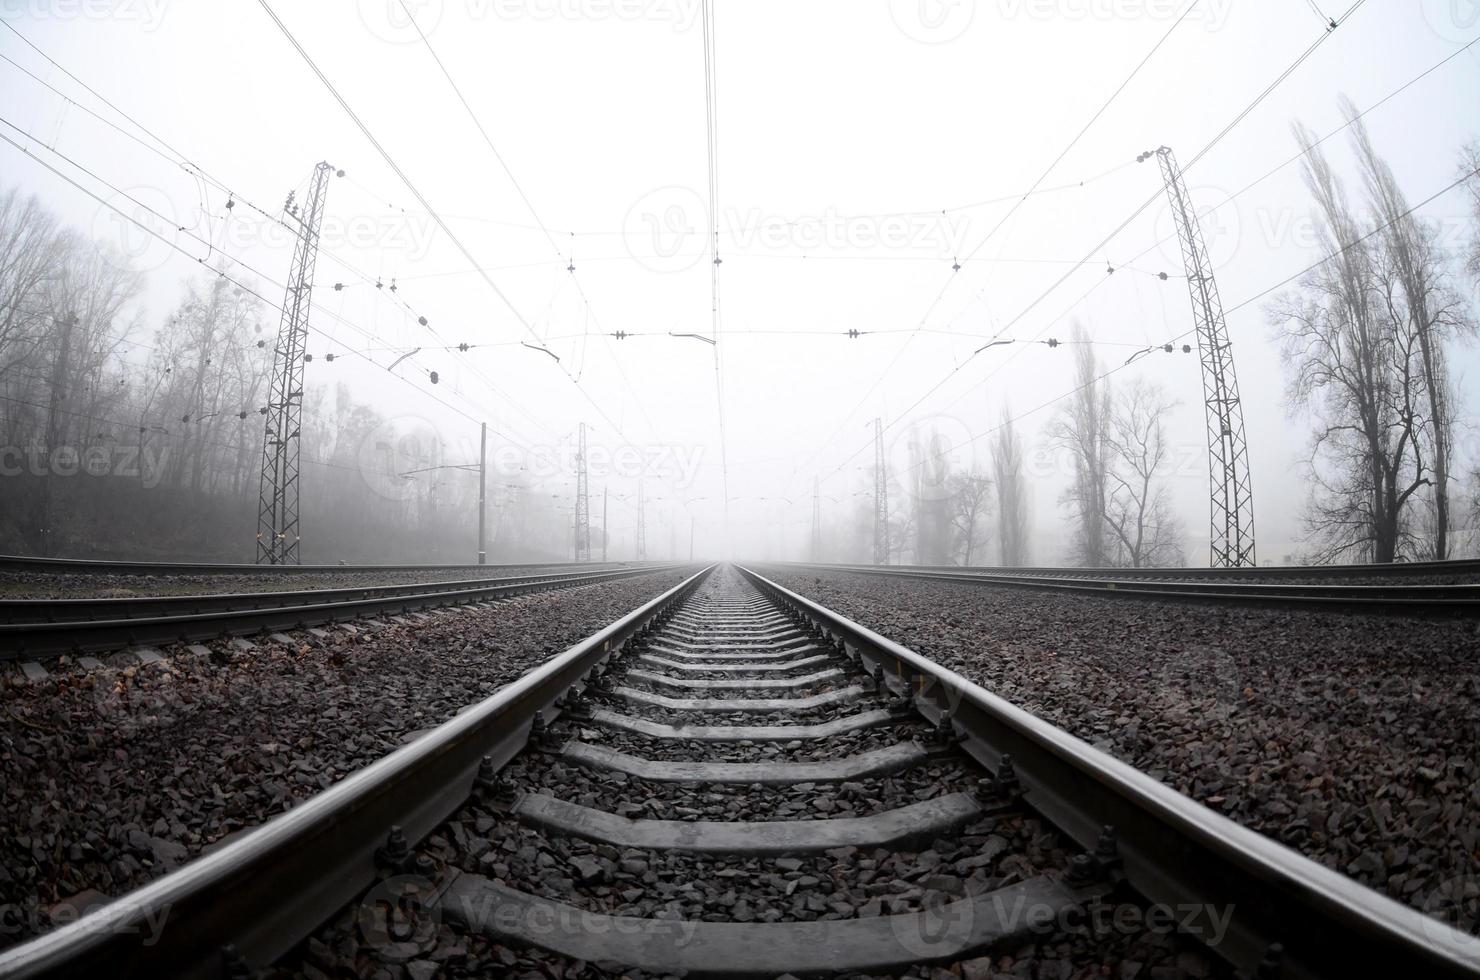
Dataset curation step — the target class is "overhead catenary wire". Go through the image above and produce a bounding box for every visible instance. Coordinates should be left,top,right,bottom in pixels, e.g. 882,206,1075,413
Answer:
802,0,1371,490
385,0,662,442
254,0,648,459
0,126,563,450
0,25,572,443
876,163,1480,490
793,1,1203,494
701,0,731,543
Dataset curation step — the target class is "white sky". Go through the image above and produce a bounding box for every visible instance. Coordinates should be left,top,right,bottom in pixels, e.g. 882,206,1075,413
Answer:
2,0,1478,561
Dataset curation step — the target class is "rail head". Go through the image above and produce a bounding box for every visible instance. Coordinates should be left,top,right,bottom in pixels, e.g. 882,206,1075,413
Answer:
773,557,1480,582
736,564,1480,980
0,564,716,979
770,561,1480,615
0,563,692,658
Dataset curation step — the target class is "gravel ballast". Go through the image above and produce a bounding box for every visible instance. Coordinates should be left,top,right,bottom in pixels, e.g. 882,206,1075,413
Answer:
270,569,1239,980
0,569,688,950
758,567,1480,937
0,562,646,599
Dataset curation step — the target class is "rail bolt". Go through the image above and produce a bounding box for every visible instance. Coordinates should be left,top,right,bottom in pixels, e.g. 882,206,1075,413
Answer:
376,825,433,876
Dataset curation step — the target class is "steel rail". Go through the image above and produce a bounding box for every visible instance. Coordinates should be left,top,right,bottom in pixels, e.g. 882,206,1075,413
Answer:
0,565,716,980
773,562,1480,614
736,564,1480,979
776,557,1480,581
0,566,687,625
0,563,691,658
0,554,646,576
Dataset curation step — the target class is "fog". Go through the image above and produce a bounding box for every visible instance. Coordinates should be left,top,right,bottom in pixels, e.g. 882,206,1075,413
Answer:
1,1,1477,564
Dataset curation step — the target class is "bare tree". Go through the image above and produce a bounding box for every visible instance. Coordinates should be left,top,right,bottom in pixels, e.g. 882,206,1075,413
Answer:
1267,122,1430,562
1047,322,1111,566
947,468,992,565
991,405,1029,565
0,188,70,385
906,422,953,564
1349,101,1475,559
1462,140,1480,286
1104,378,1185,567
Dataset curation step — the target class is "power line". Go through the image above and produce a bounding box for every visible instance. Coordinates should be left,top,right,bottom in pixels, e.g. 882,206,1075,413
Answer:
701,0,731,546
386,0,662,442
0,27,567,443
793,2,1200,493
882,163,1480,489
805,0,1370,488
255,0,644,455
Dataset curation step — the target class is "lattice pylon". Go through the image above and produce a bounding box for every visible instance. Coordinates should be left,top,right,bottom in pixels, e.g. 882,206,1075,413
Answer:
575,422,591,561
1155,145,1256,567
256,162,334,564
873,417,889,565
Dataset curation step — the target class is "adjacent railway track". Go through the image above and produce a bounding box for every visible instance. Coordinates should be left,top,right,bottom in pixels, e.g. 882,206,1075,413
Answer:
776,561,1480,615
0,554,638,576
0,563,688,659
0,563,1474,978
814,557,1480,581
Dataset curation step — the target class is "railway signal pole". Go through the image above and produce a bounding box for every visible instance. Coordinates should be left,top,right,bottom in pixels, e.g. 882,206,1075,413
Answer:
1149,146,1256,567
636,479,647,560
811,476,822,561
872,418,889,565
575,423,591,562
256,161,337,564
477,422,487,565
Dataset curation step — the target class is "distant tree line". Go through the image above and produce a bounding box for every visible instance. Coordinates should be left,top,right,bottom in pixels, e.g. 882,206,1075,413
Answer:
0,183,575,563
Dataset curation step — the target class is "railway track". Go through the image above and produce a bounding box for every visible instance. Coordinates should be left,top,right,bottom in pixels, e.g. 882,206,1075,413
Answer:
777,562,1480,615
0,563,687,659
0,554,634,576
1,564,1475,978
806,557,1480,582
